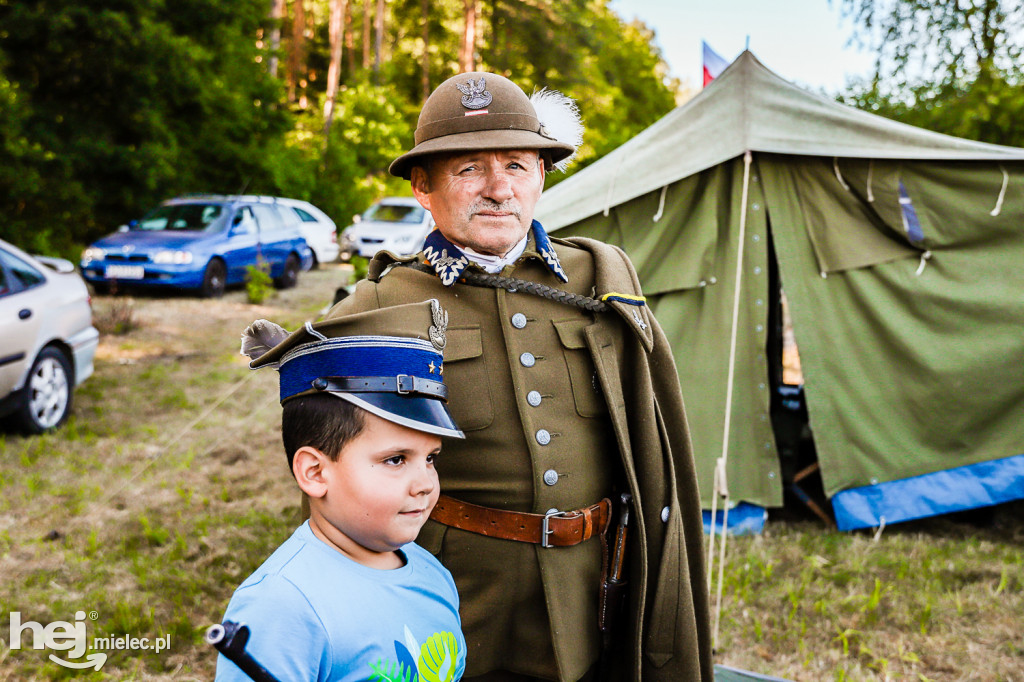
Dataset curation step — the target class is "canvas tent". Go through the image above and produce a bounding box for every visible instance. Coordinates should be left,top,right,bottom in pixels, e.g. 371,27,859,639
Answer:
535,51,1024,531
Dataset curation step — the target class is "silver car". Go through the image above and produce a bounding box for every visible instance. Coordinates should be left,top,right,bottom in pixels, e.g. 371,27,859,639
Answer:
0,238,99,433
274,197,340,268
339,197,434,261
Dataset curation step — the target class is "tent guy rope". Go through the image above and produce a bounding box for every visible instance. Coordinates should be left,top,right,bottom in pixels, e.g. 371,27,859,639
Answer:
708,149,754,651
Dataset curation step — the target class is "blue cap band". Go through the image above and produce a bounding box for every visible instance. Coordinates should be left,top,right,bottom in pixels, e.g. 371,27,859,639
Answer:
278,335,442,403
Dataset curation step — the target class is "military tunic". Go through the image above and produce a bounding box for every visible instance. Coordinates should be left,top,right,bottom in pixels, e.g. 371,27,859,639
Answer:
328,223,712,681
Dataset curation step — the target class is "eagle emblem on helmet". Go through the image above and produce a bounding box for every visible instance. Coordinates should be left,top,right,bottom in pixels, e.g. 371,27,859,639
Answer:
456,77,492,110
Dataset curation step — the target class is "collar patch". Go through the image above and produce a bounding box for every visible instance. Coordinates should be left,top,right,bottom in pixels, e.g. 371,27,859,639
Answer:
531,221,569,283
421,222,567,287
423,236,469,287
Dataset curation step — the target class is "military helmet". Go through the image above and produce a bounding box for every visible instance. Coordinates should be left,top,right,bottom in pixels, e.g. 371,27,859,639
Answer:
389,71,577,179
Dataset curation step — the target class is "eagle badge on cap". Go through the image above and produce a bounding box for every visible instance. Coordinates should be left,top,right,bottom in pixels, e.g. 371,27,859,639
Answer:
456,76,492,110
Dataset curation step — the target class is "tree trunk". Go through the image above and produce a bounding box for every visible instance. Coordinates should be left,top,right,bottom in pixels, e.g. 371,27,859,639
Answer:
267,0,285,77
323,0,347,149
362,0,372,70
460,0,477,72
421,0,430,102
346,2,356,75
288,0,308,105
373,0,385,80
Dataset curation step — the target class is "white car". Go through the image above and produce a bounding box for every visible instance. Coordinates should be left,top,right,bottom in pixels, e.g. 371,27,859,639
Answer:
339,197,434,261
273,198,340,267
0,238,99,433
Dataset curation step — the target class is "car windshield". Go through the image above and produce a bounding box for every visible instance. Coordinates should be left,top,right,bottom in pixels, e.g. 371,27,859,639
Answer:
362,203,425,224
135,204,226,232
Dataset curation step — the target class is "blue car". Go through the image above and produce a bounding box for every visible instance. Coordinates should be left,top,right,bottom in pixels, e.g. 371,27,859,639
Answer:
80,195,314,297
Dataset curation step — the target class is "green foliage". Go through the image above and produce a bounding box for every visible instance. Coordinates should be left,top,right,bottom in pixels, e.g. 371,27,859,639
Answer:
0,0,286,250
838,0,1024,146
245,260,274,304
0,0,677,256
349,255,370,284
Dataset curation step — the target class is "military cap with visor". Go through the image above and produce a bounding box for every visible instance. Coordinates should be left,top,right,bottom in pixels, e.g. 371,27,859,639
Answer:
241,300,463,439
389,71,581,179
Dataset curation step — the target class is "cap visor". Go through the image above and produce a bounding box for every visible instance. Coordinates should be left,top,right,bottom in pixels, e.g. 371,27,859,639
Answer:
332,392,465,439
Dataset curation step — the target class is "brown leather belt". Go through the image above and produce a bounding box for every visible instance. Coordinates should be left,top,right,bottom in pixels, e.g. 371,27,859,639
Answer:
430,494,611,548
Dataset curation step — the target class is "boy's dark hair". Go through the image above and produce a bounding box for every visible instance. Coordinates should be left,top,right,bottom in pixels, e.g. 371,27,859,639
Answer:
281,394,365,469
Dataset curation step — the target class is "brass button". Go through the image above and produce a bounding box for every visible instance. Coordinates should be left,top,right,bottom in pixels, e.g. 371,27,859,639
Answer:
520,352,536,367
543,469,559,486
527,391,542,407
511,313,527,329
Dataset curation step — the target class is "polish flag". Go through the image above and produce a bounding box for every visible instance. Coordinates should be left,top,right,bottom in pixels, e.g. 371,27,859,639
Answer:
703,41,729,87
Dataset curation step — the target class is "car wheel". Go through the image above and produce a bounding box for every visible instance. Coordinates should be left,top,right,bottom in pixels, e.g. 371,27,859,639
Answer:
15,347,73,434
201,259,227,298
91,281,110,295
274,254,300,289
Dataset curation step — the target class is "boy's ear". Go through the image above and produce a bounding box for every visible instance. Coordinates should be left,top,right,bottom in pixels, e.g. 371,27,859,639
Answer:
292,446,330,499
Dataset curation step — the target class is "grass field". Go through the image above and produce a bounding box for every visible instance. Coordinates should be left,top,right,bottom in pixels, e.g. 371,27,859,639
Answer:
0,266,1021,681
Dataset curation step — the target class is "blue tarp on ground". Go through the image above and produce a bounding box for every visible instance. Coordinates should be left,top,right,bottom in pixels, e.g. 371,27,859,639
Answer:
831,452,1024,531
703,502,767,535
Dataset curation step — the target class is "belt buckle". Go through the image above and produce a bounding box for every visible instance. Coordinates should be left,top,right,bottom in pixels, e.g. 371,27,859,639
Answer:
396,374,413,394
542,509,572,548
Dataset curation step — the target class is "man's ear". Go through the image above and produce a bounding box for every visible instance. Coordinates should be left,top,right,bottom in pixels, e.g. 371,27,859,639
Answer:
410,166,433,212
292,446,330,499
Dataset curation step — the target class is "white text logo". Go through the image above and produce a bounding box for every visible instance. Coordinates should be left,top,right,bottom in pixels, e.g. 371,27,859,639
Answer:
8,611,172,671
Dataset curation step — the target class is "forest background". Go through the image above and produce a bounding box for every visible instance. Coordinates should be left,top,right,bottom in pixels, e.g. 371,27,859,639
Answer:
2,0,1023,259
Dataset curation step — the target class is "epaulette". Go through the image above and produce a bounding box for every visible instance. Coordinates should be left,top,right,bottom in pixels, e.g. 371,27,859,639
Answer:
368,251,421,282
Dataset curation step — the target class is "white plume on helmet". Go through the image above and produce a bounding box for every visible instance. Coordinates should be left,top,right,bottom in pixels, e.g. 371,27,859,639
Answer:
530,88,584,172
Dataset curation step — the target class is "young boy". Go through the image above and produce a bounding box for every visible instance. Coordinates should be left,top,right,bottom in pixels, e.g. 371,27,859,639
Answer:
216,299,466,682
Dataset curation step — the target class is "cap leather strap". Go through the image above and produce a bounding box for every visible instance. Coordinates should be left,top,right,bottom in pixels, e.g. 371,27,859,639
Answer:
312,375,449,401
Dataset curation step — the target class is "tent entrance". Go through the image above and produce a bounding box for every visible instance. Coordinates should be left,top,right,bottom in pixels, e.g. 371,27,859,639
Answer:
765,224,833,527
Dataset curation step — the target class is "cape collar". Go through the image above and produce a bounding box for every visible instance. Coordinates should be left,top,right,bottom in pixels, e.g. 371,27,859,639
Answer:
422,220,568,287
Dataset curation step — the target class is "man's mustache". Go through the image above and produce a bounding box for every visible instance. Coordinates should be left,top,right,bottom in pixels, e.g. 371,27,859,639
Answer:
468,200,522,219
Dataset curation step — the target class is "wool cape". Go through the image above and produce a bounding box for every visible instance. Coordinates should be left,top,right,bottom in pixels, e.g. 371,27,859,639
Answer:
335,235,712,680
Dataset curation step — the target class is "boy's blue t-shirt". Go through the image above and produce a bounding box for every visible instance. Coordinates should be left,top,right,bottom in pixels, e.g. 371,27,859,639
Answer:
215,520,466,682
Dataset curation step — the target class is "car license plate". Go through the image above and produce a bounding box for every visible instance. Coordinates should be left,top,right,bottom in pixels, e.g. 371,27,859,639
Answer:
105,265,145,280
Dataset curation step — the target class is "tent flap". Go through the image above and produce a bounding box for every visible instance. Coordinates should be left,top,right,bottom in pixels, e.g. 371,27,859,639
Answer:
790,158,921,273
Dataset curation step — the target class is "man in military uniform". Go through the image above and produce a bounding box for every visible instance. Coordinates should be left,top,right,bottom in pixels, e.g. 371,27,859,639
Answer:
327,72,712,681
